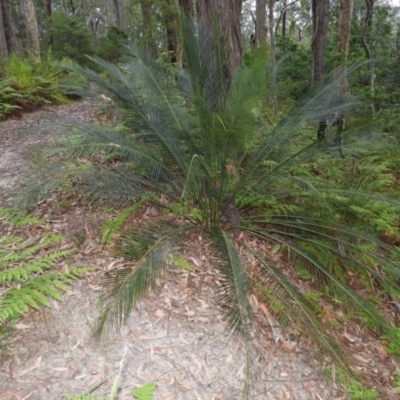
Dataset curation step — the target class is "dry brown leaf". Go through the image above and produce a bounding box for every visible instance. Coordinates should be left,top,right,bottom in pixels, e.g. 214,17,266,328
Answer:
353,354,371,364
322,305,335,321
283,390,291,399
14,323,32,330
15,356,42,377
74,374,87,380
0,392,22,400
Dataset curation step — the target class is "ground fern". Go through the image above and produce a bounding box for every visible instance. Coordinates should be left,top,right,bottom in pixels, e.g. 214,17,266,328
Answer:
0,208,90,324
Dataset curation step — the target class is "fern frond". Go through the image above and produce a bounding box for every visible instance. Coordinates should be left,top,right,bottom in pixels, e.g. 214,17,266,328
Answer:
101,201,144,245
0,207,43,226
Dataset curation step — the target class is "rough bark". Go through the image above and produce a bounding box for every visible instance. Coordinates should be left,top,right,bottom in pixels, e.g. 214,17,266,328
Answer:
0,3,8,57
44,0,53,46
179,0,194,19
1,0,17,54
196,0,242,82
361,0,374,111
163,0,182,67
139,0,157,60
312,0,330,84
256,0,267,47
45,0,52,17
113,0,126,30
335,0,354,94
268,0,275,62
20,0,41,60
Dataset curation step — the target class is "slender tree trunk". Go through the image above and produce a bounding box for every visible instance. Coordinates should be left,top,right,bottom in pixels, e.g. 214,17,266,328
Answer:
44,0,53,46
113,0,126,29
335,0,354,94
361,0,375,112
256,0,267,47
140,0,157,60
20,0,40,60
162,0,182,67
45,0,52,17
268,0,275,62
312,0,329,84
282,0,287,37
179,0,194,19
1,0,17,54
0,3,8,57
196,0,242,82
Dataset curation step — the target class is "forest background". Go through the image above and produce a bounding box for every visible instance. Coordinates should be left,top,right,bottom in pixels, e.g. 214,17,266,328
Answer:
2,1,400,399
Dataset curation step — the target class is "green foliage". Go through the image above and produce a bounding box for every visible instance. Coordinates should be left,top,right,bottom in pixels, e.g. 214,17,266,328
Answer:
381,326,400,358
98,26,129,63
101,202,144,245
131,383,156,400
0,208,90,324
0,207,43,226
65,395,99,400
168,255,193,272
28,18,400,396
0,55,68,119
42,12,96,66
346,380,379,400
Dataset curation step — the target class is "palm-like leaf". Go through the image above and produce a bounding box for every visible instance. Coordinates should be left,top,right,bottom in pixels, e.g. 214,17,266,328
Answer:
26,17,400,395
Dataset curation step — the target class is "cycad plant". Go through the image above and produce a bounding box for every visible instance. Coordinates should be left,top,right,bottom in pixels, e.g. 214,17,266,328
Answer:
27,20,400,392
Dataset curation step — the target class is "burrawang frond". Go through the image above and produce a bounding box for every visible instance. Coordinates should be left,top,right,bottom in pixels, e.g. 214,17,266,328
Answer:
92,220,193,344
243,243,351,373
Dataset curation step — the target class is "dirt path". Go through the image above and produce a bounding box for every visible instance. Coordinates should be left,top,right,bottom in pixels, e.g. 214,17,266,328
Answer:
0,102,346,399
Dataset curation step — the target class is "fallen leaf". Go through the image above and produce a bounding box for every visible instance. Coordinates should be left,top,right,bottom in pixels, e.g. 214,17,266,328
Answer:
15,357,42,377
14,324,32,330
322,305,335,321
283,390,291,399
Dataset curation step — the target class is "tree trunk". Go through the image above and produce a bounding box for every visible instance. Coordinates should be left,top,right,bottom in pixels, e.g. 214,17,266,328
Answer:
256,0,267,47
268,0,275,61
361,0,374,112
44,0,53,46
335,0,354,94
196,0,242,82
312,0,329,85
282,0,287,37
1,0,17,54
45,0,52,17
0,3,8,57
179,0,194,19
20,0,41,60
140,0,157,60
113,0,126,29
162,0,182,67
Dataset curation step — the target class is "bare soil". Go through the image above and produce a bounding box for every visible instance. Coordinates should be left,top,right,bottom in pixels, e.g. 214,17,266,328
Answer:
0,101,378,400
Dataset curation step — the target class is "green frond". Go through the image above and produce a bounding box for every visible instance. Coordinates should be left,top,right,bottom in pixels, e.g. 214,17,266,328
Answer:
0,214,90,324
243,243,351,372
92,221,194,343
211,229,252,340
101,201,144,245
0,207,44,226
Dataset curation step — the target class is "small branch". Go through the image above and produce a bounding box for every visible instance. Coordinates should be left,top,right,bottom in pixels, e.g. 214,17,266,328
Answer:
274,0,299,37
